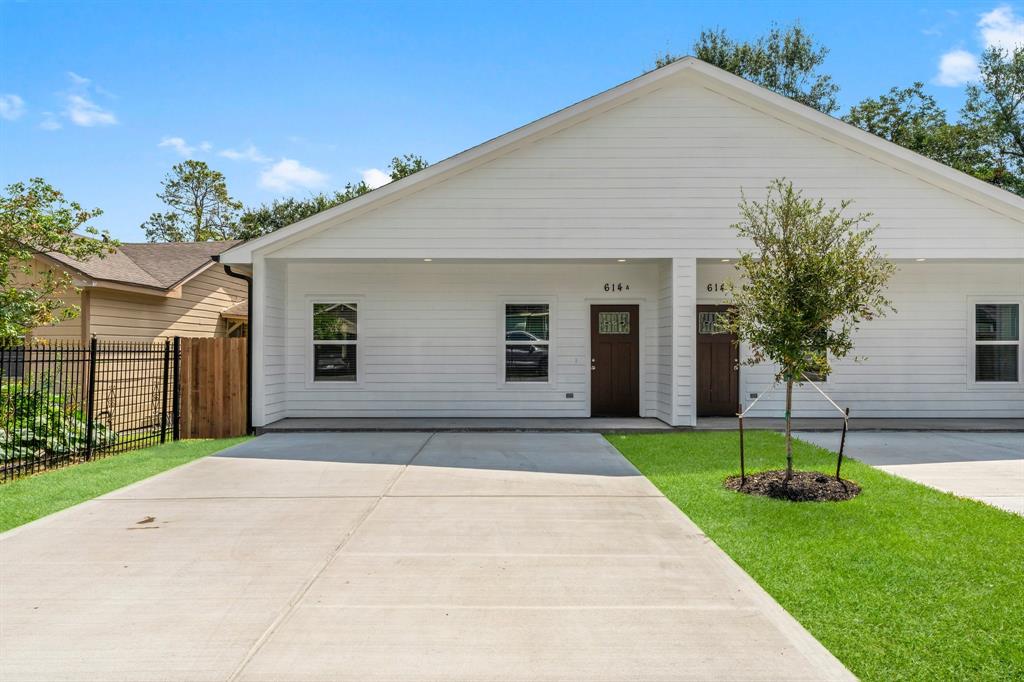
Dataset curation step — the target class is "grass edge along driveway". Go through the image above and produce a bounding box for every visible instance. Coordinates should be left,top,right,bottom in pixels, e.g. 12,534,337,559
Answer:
0,437,250,532
609,431,1023,682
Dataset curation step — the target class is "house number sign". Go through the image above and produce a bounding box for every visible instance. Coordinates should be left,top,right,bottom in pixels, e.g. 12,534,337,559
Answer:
603,282,630,292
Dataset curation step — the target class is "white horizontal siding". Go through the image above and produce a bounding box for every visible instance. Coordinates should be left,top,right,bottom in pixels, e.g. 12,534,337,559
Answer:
693,262,1024,418
272,262,664,419
271,81,1023,261
261,259,288,424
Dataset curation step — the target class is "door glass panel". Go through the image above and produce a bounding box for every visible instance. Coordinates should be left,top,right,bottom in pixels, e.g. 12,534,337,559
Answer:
698,311,728,335
598,312,630,334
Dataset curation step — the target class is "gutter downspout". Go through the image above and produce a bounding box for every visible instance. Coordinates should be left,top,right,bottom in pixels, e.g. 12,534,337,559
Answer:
215,256,254,435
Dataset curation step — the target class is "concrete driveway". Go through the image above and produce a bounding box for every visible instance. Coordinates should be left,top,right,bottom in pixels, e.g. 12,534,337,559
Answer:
1,433,851,682
797,431,1024,515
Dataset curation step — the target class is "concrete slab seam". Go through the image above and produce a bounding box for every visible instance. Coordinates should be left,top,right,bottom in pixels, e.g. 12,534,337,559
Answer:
224,432,438,682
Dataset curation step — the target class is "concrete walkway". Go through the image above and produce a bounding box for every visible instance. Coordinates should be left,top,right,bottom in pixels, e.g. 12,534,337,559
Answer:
1,433,853,682
797,431,1024,515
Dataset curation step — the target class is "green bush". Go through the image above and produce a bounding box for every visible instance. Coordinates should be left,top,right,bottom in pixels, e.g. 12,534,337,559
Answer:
0,378,117,462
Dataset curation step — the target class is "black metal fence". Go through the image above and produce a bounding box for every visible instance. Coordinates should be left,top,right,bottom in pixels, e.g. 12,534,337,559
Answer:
0,338,180,482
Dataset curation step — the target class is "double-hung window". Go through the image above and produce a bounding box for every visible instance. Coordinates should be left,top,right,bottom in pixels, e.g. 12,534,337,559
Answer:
974,302,1020,383
504,303,549,383
312,302,358,382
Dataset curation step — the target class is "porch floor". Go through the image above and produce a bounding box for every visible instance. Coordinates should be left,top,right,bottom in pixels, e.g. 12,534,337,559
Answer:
259,416,1024,434
259,417,678,434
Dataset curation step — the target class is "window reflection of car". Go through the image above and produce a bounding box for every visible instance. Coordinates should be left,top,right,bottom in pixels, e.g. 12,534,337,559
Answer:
315,347,355,377
506,330,542,343
505,330,548,377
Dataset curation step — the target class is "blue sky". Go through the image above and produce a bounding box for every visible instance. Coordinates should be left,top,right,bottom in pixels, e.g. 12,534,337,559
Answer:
1,0,1021,242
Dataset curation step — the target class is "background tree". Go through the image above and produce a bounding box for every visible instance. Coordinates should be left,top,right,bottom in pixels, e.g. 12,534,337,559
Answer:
1,178,116,341
141,160,242,242
656,22,839,114
843,83,948,153
725,179,895,481
237,154,428,240
961,46,1024,195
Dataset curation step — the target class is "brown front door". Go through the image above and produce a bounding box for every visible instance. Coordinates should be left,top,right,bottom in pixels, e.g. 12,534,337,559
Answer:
697,305,739,417
590,305,640,417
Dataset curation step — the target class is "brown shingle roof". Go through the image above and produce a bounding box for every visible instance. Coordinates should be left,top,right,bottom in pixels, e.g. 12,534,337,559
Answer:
45,240,241,290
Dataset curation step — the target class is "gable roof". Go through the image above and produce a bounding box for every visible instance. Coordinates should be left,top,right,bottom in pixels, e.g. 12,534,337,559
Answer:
44,240,240,291
219,57,1024,265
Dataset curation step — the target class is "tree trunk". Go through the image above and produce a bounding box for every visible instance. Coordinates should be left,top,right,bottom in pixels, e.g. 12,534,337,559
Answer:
784,379,794,482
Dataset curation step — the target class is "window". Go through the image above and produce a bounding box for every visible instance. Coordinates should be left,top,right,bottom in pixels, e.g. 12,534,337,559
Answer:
974,303,1020,383
312,303,357,382
504,303,549,382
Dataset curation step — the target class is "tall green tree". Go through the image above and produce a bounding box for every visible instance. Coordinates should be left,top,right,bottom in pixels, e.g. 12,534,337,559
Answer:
657,22,839,114
843,83,993,184
237,154,428,240
725,180,895,481
961,46,1024,195
843,83,948,152
141,160,242,242
1,178,116,341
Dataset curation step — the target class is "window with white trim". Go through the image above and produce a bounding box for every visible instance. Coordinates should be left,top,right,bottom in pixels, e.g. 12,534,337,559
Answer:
974,303,1019,383
312,302,357,382
504,303,549,382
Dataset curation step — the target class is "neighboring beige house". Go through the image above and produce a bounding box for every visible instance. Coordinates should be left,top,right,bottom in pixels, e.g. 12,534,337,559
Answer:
30,241,248,342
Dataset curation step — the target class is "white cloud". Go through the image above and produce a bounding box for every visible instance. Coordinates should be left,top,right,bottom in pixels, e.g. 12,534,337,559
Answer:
65,94,117,126
979,5,1024,49
220,143,270,163
158,136,197,156
260,158,328,191
39,112,61,131
0,94,25,120
61,72,118,126
935,5,1024,86
199,141,212,152
361,168,391,189
67,71,91,87
936,49,981,85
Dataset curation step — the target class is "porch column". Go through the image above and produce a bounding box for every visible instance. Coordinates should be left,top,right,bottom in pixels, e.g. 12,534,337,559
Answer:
670,257,697,426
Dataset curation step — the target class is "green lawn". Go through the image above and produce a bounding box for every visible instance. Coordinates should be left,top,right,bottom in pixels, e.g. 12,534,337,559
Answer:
0,437,250,532
609,431,1024,682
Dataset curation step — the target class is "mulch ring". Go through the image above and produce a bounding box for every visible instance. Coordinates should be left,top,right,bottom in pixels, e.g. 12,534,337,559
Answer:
724,469,861,502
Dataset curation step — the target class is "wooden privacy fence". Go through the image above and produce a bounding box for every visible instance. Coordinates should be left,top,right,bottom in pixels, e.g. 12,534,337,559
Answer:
178,337,247,439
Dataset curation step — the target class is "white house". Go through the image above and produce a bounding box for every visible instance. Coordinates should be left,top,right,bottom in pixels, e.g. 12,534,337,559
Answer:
219,58,1024,428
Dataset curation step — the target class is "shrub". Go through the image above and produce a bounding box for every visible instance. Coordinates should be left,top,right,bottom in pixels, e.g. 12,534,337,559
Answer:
0,378,116,462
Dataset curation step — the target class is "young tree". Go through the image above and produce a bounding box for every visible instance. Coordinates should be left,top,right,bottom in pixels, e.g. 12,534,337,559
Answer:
961,46,1024,196
656,22,839,114
0,178,116,341
236,154,428,239
141,160,242,242
725,180,895,480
